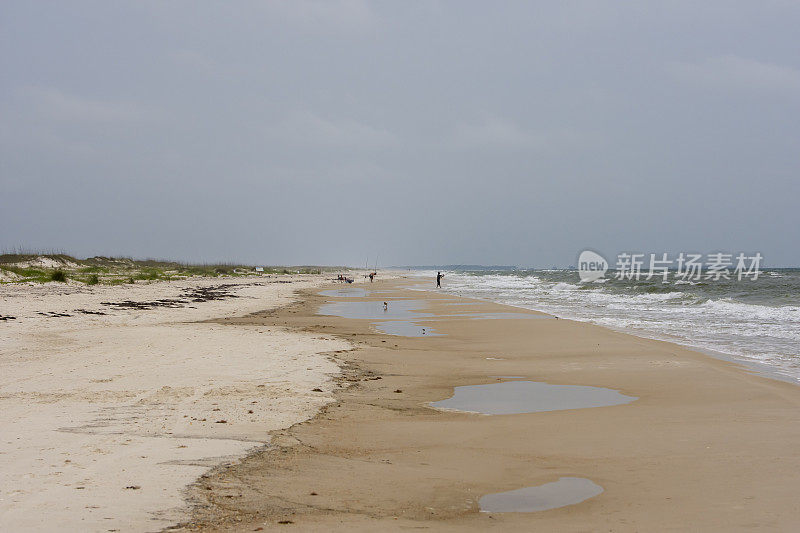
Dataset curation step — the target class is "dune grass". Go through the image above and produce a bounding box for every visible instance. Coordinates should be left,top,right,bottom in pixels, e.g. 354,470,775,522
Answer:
0,252,336,285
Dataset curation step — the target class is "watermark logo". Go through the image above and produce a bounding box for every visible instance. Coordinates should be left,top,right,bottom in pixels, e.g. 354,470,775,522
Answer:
578,250,608,282
577,251,763,282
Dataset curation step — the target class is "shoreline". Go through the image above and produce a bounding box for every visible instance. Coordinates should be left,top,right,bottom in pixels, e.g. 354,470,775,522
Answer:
179,277,800,531
410,275,800,386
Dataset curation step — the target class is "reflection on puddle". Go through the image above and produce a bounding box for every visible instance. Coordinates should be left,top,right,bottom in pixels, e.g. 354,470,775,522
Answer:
317,299,549,338
431,381,636,414
479,477,603,513
318,288,369,298
317,299,441,337
318,300,432,320
318,300,547,321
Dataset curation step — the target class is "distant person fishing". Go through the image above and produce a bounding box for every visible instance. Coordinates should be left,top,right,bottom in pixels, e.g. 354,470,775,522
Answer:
436,271,444,288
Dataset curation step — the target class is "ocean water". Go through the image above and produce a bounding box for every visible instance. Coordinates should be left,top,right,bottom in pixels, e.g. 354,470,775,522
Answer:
415,268,800,382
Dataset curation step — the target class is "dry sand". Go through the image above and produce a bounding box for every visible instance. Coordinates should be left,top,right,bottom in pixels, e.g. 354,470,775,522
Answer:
178,278,800,532
0,275,352,532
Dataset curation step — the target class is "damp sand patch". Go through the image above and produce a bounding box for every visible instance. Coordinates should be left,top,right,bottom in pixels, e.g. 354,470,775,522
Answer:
318,287,369,298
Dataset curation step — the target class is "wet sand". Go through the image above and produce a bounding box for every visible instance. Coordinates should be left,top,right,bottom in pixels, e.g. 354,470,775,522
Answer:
178,278,800,531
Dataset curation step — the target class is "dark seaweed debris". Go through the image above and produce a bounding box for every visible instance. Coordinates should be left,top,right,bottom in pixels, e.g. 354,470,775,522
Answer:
182,284,242,303
38,311,72,318
75,309,107,315
102,298,189,310
101,283,247,310
0,315,16,321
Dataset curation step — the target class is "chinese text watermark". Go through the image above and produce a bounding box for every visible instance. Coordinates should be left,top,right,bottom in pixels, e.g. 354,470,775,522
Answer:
578,251,763,282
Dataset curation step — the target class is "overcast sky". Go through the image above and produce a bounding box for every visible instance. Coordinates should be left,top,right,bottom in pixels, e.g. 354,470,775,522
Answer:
2,1,798,267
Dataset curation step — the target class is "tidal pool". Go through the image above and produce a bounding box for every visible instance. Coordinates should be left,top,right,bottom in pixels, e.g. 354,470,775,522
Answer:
479,477,603,513
431,380,636,415
317,300,550,338
317,299,440,337
318,299,432,320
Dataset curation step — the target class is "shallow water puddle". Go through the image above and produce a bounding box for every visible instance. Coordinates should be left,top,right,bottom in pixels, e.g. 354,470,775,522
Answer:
318,300,548,322
317,299,549,338
479,477,603,513
317,299,441,337
318,299,432,320
431,380,636,415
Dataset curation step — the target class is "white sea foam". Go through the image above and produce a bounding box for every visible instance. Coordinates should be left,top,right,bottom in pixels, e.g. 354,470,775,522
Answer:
701,299,800,322
424,269,800,382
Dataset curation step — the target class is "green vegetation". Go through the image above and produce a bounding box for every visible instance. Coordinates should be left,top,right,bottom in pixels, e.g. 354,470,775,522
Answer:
135,268,163,281
3,266,48,278
0,251,338,285
0,250,71,265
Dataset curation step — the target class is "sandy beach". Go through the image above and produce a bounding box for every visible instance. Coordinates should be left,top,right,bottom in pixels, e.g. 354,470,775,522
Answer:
3,274,800,532
170,277,800,532
0,275,351,532
4,1,799,530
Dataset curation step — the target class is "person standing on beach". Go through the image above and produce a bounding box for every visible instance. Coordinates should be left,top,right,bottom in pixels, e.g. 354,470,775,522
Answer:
436,271,443,288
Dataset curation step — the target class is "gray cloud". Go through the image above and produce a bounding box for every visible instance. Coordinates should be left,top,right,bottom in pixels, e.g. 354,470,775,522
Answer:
24,87,148,123
275,110,398,149
1,1,799,266
669,55,800,93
